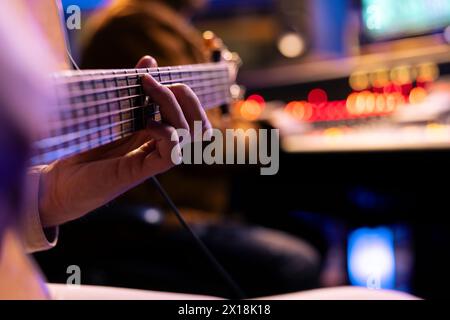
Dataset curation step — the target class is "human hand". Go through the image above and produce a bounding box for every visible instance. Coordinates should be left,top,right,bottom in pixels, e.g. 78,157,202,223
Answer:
38,56,211,227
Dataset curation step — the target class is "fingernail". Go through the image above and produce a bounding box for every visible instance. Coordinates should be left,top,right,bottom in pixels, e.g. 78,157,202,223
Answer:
203,127,213,141
142,74,161,89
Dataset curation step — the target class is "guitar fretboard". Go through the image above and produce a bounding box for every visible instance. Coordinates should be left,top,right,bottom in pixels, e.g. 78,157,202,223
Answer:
31,63,231,165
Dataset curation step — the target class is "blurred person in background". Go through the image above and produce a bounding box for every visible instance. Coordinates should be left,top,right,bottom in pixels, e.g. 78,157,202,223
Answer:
0,0,420,301
66,0,321,298
82,0,210,67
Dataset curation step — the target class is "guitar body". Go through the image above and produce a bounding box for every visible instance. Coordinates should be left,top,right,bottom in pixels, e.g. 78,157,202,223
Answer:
26,0,71,70
0,0,68,300
0,230,50,299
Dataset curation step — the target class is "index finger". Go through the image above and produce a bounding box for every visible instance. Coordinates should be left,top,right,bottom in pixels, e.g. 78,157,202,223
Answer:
142,74,189,133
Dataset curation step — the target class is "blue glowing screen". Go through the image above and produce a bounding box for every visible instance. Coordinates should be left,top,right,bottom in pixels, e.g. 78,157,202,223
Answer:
348,227,396,290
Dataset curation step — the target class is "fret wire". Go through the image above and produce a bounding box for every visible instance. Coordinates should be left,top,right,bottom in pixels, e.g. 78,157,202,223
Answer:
156,67,162,82
79,79,88,152
32,131,131,166
33,88,224,166
91,77,101,150
113,70,125,140
49,84,228,137
51,65,220,83
44,88,221,154
125,70,137,134
44,84,228,144
35,109,157,164
45,114,154,153
49,105,145,135
63,83,137,102
83,62,225,76
34,84,230,160
55,80,228,127
33,63,231,165
62,73,229,99
53,66,228,84
188,69,192,89
102,71,114,145
36,119,135,149
62,94,144,113
32,92,228,165
55,89,225,148
59,77,230,113
137,68,147,127
61,75,229,102
35,127,134,164
190,84,230,101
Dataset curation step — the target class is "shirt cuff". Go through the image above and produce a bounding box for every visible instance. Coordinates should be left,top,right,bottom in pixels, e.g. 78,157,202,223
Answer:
22,165,59,253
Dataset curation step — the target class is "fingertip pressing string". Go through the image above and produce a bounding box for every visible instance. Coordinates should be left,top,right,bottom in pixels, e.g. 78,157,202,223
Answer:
150,176,246,300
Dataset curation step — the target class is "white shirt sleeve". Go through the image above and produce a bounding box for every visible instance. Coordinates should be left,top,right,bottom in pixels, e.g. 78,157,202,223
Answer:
22,165,59,253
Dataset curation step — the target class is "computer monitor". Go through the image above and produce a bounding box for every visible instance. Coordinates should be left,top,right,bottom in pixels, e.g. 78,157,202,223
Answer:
199,0,273,17
361,0,450,41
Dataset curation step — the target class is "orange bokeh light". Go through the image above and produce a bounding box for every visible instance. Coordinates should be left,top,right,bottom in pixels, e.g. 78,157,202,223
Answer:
409,87,428,105
240,100,263,121
375,94,386,113
285,101,313,122
347,91,403,117
346,93,359,116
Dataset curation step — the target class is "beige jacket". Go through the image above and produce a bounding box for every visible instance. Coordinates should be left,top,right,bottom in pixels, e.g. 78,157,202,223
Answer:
22,166,58,253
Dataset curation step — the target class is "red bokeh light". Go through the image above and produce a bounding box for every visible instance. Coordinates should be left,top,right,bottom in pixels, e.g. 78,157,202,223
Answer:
247,94,266,107
308,89,328,104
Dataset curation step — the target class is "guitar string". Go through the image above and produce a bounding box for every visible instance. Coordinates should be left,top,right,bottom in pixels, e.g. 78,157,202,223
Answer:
31,131,129,165
59,74,230,99
54,65,230,84
47,82,230,133
35,118,136,149
32,86,228,165
56,77,230,112
35,62,232,160
57,66,228,81
32,89,228,164
56,62,228,77
35,87,229,151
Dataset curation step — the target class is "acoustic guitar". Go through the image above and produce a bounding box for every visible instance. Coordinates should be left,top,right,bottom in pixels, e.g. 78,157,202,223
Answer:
29,0,240,166
0,0,239,299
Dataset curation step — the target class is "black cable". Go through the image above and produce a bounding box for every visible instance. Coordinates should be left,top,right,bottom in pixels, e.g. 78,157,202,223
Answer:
58,10,245,300
150,176,246,300
65,47,245,298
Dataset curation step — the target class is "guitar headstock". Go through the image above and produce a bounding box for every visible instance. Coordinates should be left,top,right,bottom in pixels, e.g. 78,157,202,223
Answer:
203,31,244,101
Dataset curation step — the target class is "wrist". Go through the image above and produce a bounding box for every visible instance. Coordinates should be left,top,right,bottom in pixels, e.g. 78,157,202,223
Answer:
37,163,60,228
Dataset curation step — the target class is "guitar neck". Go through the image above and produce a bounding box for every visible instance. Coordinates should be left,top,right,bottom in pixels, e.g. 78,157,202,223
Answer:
31,62,232,165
